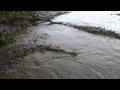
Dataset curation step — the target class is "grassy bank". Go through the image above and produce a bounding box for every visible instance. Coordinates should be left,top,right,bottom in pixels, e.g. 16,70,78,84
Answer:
0,11,36,46
0,11,35,20
0,33,15,46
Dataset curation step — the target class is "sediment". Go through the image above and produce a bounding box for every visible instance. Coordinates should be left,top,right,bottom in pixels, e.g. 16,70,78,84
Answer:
49,21,120,39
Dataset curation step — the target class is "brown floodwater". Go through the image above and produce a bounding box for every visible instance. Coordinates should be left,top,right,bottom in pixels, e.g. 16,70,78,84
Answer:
1,12,120,79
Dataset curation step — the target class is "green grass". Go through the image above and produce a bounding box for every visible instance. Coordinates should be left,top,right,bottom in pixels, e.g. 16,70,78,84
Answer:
0,11,36,26
0,11,35,18
0,33,15,45
0,11,36,46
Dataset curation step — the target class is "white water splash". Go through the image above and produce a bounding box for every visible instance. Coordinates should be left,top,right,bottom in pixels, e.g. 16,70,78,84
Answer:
53,11,120,33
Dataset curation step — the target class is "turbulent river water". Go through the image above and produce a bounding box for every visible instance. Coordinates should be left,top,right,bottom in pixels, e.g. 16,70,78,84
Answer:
53,11,120,33
0,11,120,79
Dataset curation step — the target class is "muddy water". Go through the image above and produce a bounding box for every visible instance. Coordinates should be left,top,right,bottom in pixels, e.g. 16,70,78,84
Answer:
1,12,120,79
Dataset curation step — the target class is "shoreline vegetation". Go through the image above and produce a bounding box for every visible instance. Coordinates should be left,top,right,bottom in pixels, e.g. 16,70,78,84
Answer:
0,11,68,46
0,11,36,23
0,11,69,24
0,11,36,46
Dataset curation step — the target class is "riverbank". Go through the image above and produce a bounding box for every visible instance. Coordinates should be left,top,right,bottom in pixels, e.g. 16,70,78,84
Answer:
0,11,69,46
49,21,120,39
0,11,68,23
1,11,120,79
0,11,69,34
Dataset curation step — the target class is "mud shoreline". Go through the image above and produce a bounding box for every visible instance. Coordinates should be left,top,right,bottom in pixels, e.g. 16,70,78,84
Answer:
0,11,69,34
49,21,120,39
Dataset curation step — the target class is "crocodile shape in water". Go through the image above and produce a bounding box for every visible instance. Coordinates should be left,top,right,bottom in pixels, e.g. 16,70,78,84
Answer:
0,44,77,60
